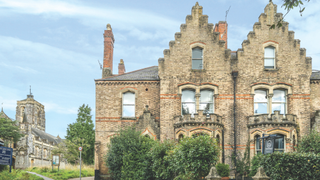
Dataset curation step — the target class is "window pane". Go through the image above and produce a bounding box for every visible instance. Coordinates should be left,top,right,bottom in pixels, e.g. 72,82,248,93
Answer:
199,103,213,113
192,48,202,59
192,60,202,69
254,103,268,114
182,103,196,115
273,90,286,102
274,135,284,149
200,90,213,102
264,47,275,57
182,90,195,102
254,90,267,102
272,103,285,114
123,92,135,104
123,105,135,117
256,138,261,150
264,58,274,66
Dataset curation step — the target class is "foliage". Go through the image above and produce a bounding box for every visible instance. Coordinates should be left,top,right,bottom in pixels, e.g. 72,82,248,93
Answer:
52,138,90,164
27,164,94,180
149,139,176,180
0,117,24,145
216,163,230,177
272,0,310,29
66,104,95,164
230,141,251,177
105,126,156,180
248,153,262,177
297,130,320,154
171,135,220,179
0,169,43,180
258,152,320,180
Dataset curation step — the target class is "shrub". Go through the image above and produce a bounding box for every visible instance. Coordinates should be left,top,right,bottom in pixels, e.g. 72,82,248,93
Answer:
171,135,220,179
248,153,262,177
105,126,156,180
216,163,230,177
259,152,320,180
297,130,320,154
149,139,176,180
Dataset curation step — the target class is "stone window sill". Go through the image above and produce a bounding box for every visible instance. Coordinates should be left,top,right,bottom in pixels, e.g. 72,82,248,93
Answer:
121,117,137,120
264,68,278,71
191,69,206,72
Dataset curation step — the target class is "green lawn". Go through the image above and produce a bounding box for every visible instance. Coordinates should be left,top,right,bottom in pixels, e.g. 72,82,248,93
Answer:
27,165,94,180
0,169,44,180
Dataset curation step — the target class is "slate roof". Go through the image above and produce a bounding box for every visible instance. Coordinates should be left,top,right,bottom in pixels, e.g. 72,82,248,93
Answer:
31,127,62,144
97,66,159,81
311,71,320,80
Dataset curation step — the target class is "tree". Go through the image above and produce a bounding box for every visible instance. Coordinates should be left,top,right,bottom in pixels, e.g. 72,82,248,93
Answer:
66,104,95,164
297,130,320,154
105,126,156,180
0,118,24,146
273,0,310,28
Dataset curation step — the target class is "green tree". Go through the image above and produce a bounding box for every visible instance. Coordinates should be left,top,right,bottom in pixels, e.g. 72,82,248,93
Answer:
171,135,220,179
273,0,310,28
66,104,95,164
0,117,24,146
297,130,320,154
105,127,156,180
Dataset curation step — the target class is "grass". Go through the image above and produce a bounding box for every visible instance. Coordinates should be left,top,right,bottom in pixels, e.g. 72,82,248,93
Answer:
26,164,94,180
0,168,44,180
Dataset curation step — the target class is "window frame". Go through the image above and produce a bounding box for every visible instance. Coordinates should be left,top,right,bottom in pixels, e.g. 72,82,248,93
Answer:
122,91,135,118
181,89,196,116
192,47,203,70
264,46,276,69
254,89,287,115
199,89,214,114
255,135,262,154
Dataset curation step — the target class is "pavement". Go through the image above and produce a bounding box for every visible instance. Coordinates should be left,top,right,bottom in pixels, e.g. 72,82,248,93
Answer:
26,171,54,180
68,177,94,180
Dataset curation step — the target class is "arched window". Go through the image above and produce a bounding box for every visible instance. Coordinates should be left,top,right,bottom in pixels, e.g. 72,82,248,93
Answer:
122,92,135,117
272,90,286,114
178,134,184,142
192,47,203,69
254,90,268,114
255,135,261,154
216,134,220,147
200,89,214,114
293,135,296,151
274,134,285,152
192,132,208,138
264,46,275,69
181,89,196,115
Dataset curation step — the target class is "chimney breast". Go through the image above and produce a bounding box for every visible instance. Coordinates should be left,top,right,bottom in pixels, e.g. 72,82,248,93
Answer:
214,21,228,49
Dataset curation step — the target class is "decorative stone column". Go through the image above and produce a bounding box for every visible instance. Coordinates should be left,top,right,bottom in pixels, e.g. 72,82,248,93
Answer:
205,167,221,180
252,167,270,180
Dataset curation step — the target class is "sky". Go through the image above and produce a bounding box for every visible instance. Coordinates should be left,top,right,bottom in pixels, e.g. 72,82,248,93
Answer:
1,0,319,138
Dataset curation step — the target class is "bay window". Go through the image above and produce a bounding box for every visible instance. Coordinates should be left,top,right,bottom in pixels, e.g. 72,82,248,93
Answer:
254,89,286,114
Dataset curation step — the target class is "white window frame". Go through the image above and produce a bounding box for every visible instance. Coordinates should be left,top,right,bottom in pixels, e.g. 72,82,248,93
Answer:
192,47,203,70
264,46,275,69
254,89,287,115
181,89,196,116
199,89,214,114
122,92,135,118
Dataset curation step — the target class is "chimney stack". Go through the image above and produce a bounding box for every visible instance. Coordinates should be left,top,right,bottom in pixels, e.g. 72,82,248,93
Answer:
118,59,126,75
102,24,115,78
214,21,228,49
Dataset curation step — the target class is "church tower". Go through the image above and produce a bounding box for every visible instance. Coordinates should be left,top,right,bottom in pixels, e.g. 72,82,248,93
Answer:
16,89,46,132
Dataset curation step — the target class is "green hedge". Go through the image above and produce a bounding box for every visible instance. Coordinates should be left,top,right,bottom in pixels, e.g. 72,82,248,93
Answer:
258,152,320,180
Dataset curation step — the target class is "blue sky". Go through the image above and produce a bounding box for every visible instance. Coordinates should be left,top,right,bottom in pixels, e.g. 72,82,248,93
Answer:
1,0,319,138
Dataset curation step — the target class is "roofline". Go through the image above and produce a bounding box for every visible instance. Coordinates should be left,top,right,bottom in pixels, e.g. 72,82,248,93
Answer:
95,66,158,81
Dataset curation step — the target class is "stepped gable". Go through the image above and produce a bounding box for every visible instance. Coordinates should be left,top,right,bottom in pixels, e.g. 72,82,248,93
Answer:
31,127,63,144
97,66,159,81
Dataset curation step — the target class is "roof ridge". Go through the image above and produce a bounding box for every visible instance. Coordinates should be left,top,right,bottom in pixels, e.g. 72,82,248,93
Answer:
98,66,158,80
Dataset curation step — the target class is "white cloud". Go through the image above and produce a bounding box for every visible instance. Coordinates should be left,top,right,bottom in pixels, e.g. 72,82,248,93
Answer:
42,102,77,114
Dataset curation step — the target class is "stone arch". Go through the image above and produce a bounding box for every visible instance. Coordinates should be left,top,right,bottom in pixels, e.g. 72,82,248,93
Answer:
141,128,157,140
119,88,138,98
179,84,198,94
189,127,212,137
175,129,187,139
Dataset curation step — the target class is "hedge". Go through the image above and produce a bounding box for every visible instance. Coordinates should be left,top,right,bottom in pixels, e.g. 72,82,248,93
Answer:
258,152,320,180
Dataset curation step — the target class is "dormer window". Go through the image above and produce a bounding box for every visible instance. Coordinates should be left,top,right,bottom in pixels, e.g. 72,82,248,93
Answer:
192,47,203,69
264,46,275,69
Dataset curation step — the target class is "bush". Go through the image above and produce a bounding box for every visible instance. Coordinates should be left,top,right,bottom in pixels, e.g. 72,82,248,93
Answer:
297,130,320,154
216,163,230,177
105,126,156,180
171,135,220,179
259,152,320,180
248,153,262,177
150,139,176,180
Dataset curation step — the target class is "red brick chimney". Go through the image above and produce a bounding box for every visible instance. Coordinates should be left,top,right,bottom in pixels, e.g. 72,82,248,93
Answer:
102,24,115,78
118,59,126,75
214,21,228,49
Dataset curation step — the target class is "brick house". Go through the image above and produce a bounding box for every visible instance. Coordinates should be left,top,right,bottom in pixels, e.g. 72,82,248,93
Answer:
94,2,320,179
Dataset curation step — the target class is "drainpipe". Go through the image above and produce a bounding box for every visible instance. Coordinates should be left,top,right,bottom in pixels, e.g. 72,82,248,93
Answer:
232,71,238,168
222,129,225,163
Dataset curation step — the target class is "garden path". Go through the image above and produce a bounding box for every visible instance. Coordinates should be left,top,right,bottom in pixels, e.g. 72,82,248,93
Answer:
26,171,54,180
